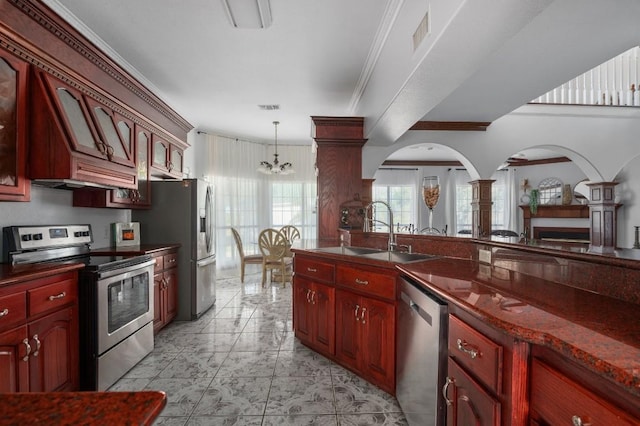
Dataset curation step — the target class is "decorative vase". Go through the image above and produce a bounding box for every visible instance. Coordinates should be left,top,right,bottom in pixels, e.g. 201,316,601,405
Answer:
529,189,539,215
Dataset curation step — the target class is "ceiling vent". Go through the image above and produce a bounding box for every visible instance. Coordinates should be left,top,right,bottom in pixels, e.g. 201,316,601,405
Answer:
258,104,280,110
412,10,430,51
222,0,272,29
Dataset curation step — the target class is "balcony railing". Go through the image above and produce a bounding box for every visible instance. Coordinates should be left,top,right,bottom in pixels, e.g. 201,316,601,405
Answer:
530,46,640,106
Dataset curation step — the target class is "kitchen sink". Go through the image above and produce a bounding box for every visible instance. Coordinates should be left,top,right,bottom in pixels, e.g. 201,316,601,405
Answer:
314,246,437,263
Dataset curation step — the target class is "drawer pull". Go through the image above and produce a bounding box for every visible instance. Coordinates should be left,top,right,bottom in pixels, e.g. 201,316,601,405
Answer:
22,338,31,362
355,278,369,286
32,335,41,357
306,267,317,273
0,308,8,318
354,304,360,322
457,338,480,359
572,415,591,426
48,291,67,301
442,377,454,406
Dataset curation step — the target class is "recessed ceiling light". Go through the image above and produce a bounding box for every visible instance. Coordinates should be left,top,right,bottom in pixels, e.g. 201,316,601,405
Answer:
258,104,280,110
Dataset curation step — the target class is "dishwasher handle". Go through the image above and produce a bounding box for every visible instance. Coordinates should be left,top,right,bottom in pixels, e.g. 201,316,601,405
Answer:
400,291,433,326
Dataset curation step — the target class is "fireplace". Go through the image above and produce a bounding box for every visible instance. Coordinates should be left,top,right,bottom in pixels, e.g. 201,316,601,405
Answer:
532,226,590,242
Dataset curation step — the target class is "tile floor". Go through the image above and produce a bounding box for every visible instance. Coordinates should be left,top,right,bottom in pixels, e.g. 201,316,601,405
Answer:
109,270,408,426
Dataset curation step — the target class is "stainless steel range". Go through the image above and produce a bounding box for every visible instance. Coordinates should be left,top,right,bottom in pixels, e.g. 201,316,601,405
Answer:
3,224,156,391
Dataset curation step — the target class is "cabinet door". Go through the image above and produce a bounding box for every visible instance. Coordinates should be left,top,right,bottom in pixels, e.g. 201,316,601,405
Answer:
312,282,335,355
293,278,314,345
446,358,501,426
0,50,30,201
170,145,183,176
335,290,360,371
164,268,178,323
28,307,78,392
361,297,394,388
0,325,29,392
85,97,134,167
153,273,164,334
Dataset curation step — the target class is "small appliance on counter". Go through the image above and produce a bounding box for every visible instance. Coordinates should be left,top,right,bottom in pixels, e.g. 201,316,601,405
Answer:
133,178,216,320
111,222,141,247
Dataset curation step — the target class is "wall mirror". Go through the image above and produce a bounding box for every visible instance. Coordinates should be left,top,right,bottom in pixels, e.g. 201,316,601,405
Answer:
538,177,563,205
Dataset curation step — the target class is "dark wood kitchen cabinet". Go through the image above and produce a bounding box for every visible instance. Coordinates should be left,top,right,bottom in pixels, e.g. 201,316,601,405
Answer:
30,70,137,189
73,124,152,209
151,249,178,334
0,49,30,202
293,276,335,357
151,135,183,179
0,271,79,393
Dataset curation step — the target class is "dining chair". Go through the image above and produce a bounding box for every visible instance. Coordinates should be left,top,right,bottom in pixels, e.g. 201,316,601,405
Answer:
231,227,263,283
258,228,291,287
279,225,301,256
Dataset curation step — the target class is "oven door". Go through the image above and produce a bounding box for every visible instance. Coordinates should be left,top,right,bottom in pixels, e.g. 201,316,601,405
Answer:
96,260,155,355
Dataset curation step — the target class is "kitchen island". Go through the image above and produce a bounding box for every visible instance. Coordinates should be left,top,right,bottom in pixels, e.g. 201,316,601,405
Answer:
292,245,640,425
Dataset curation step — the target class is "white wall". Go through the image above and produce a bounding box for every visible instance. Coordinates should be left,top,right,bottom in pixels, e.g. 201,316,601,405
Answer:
0,186,129,260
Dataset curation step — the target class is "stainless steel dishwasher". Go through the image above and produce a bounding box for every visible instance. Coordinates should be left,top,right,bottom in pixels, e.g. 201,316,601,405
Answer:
396,276,448,426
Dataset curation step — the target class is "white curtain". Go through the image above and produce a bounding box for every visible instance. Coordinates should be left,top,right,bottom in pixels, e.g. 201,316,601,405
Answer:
490,168,518,232
204,134,316,270
446,169,472,234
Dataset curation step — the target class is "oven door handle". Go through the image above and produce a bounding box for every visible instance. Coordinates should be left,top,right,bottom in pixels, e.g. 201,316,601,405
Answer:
97,258,157,279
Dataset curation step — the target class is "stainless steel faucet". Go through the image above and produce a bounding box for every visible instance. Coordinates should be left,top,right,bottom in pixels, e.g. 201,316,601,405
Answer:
363,201,396,251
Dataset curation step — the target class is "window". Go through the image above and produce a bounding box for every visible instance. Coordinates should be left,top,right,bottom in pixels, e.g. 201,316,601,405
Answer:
455,184,472,233
372,185,415,230
271,181,317,240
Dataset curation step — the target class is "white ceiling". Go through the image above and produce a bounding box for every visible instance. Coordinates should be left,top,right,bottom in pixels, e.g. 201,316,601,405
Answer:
44,0,640,153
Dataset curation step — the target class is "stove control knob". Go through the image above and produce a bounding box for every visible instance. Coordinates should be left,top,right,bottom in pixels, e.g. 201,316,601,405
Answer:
33,233,43,240
82,231,90,237
21,234,32,241
74,231,82,237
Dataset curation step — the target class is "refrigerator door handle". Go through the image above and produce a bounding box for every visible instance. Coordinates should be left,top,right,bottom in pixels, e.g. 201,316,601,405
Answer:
204,185,213,253
196,255,216,267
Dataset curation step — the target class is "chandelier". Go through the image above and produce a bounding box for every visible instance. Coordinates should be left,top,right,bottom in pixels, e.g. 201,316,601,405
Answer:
258,121,294,175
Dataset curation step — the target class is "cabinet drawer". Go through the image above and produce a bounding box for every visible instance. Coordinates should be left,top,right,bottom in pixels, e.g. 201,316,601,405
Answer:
530,359,639,425
448,315,503,394
153,254,164,273
336,265,395,301
0,292,27,332
295,257,335,283
164,252,178,269
28,278,77,317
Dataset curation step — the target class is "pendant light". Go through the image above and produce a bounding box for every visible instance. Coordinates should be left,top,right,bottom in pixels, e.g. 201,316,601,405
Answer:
258,121,294,175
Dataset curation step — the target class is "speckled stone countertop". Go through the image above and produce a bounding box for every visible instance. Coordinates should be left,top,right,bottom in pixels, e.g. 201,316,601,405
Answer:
397,257,640,397
0,391,166,425
90,243,181,256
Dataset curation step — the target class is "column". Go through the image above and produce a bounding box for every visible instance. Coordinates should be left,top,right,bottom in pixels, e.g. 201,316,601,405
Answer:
587,182,618,253
312,116,366,247
470,180,494,238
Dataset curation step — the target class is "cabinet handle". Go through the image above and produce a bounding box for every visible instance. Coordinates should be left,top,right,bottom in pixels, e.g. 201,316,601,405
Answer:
572,415,592,426
106,144,115,160
48,291,66,301
456,338,480,359
306,289,312,303
167,161,173,172
32,334,41,357
306,267,317,273
0,308,8,318
22,338,31,362
442,377,454,406
354,278,369,286
168,258,176,264
310,291,316,305
360,307,367,324
354,304,360,322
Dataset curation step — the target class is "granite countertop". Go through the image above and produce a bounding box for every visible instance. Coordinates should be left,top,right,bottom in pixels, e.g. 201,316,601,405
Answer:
397,257,640,397
90,243,181,256
0,262,84,287
0,391,166,425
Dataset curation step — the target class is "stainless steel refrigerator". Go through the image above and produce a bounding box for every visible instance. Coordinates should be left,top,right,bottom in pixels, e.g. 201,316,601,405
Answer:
133,179,216,320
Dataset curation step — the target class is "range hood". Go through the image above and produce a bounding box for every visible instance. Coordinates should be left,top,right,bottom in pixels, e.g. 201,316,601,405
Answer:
31,178,121,191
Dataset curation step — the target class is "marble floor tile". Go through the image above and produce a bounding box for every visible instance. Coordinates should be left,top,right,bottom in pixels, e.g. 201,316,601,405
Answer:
192,377,271,416
158,351,228,379
242,317,291,333
332,375,402,414
216,351,278,377
261,414,339,425
108,378,151,391
152,416,189,426
185,416,263,425
199,318,249,334
232,331,284,352
338,413,409,425
146,378,213,417
215,306,256,319
274,348,333,377
265,376,335,415
179,333,240,353
123,352,178,379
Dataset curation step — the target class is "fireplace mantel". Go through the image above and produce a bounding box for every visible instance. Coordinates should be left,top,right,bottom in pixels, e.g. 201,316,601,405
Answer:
520,204,590,231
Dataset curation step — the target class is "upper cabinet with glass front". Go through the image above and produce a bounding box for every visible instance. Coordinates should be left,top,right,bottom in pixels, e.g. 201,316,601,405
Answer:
0,49,30,201
151,134,183,179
